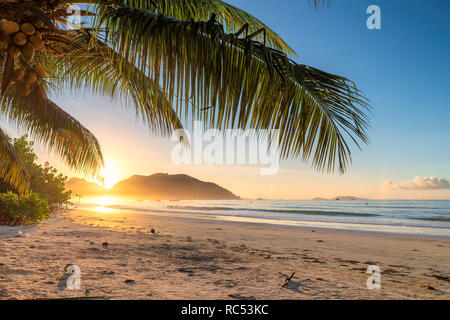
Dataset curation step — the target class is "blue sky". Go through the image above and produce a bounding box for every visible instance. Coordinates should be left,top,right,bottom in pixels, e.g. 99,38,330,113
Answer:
4,0,450,199
231,0,450,173
224,0,450,198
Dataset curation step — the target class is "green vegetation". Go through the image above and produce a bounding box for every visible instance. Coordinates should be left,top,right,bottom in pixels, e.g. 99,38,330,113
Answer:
0,191,50,226
10,135,72,209
0,135,71,225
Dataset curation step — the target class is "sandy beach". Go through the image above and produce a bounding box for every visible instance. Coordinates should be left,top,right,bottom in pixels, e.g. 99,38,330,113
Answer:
0,209,449,300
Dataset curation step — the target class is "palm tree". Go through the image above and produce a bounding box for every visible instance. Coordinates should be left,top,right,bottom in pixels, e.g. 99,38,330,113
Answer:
0,0,370,193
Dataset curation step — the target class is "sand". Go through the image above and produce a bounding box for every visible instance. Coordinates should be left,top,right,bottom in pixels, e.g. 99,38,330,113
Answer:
0,209,449,300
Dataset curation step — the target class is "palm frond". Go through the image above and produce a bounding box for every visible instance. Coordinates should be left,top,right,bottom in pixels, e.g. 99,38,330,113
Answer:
92,2,370,173
0,89,104,179
73,0,295,55
0,126,29,193
41,30,185,137
310,0,329,8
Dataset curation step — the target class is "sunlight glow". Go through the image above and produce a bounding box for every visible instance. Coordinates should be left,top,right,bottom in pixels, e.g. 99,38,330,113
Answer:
90,196,118,213
91,196,118,207
99,158,121,189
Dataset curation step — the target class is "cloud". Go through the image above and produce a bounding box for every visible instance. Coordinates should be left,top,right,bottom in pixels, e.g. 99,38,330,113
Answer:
383,176,450,190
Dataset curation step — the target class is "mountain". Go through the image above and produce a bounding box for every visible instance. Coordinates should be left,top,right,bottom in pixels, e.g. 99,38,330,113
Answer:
65,177,105,196
109,173,239,200
65,173,240,200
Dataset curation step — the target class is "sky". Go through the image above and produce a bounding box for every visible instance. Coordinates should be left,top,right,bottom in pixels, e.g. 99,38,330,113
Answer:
4,0,450,200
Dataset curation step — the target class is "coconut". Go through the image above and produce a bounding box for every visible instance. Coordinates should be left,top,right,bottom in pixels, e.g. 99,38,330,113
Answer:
18,82,32,96
28,35,45,51
21,43,35,62
7,43,21,58
33,66,46,78
1,21,20,36
13,32,27,46
20,23,36,36
13,69,26,83
24,72,38,84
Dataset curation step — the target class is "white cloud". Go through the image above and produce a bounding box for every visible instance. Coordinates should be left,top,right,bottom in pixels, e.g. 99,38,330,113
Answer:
383,176,450,190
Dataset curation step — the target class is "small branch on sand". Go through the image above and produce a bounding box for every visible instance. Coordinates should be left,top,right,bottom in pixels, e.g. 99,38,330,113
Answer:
281,272,295,287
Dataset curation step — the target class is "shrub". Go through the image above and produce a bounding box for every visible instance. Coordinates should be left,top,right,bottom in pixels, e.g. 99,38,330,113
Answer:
0,135,72,211
0,191,51,226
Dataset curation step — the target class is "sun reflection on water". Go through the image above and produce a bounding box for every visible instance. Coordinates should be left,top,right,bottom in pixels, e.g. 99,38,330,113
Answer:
90,196,118,213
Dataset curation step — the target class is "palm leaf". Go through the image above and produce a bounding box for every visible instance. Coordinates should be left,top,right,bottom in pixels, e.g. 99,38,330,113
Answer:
92,2,370,173
0,88,104,179
310,0,330,8
0,126,29,193
42,30,185,137
72,0,295,55
0,0,369,176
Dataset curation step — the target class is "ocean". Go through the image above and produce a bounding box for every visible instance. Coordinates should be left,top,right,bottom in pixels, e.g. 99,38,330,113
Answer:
79,198,450,237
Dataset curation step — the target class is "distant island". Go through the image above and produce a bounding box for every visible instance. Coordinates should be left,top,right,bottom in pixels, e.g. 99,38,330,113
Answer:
313,196,368,201
65,173,240,200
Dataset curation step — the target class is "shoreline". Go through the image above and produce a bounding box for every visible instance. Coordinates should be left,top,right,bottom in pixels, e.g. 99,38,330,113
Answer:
78,206,450,239
0,209,449,299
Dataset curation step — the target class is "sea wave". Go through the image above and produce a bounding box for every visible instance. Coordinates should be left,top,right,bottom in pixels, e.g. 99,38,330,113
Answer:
166,205,380,217
413,217,450,222
166,205,231,211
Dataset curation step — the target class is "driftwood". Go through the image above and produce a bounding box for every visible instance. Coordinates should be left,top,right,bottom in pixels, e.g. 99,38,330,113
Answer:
281,272,295,287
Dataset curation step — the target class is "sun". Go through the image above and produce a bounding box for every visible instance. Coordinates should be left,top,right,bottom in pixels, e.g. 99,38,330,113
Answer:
99,158,121,189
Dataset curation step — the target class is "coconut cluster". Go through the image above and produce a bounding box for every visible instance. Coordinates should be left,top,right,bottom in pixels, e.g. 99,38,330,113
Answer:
0,18,47,59
0,17,47,96
11,65,46,96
